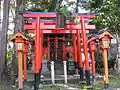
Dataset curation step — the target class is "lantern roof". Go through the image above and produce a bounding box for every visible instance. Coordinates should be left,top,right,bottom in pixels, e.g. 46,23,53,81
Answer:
98,30,114,39
88,35,98,44
10,32,28,42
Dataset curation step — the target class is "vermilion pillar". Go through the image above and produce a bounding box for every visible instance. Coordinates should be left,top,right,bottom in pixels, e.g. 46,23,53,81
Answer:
88,40,97,83
55,36,58,60
72,34,78,74
91,51,96,82
18,52,23,90
34,16,42,90
23,53,27,80
23,41,29,81
34,16,40,73
102,49,109,89
63,35,66,61
40,33,43,71
73,34,77,63
77,30,84,81
47,36,50,61
81,17,90,85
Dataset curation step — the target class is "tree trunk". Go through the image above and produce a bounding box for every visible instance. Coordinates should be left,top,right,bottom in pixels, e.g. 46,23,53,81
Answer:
0,0,10,84
49,0,57,11
115,38,120,74
14,0,26,32
11,0,26,77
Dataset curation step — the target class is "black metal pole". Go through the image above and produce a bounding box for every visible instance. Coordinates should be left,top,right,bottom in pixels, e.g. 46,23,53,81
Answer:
104,84,109,89
79,67,84,81
85,70,91,86
34,70,41,90
92,76,95,83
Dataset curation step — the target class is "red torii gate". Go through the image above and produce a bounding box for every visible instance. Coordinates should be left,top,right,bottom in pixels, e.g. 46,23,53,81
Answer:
23,12,96,89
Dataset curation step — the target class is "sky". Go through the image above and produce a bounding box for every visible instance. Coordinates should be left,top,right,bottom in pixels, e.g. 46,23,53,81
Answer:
62,0,88,13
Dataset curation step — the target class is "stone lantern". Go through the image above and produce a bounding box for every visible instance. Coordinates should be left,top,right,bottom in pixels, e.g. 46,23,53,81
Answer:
10,32,28,90
99,31,114,89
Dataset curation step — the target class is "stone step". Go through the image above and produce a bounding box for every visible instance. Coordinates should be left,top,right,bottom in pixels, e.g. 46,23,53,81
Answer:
24,75,81,85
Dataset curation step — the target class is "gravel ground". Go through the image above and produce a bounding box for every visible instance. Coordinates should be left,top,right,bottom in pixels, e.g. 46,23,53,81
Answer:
1,75,119,90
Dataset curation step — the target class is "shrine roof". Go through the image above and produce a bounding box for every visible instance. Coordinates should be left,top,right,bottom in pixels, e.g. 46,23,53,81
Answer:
87,35,98,43
18,11,99,16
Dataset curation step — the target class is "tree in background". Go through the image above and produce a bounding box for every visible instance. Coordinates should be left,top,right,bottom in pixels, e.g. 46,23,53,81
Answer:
14,0,26,33
0,0,10,84
25,0,64,12
86,0,120,74
25,0,52,11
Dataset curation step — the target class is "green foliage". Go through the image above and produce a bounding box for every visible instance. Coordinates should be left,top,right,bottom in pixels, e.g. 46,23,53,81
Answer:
7,48,15,64
24,30,35,41
59,6,69,17
108,55,115,69
87,0,120,36
95,49,115,74
25,0,52,11
57,0,76,15
95,51,104,74
7,33,15,64
24,30,29,38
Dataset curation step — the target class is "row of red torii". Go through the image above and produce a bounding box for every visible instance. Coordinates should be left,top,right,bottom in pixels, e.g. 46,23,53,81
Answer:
10,12,113,90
